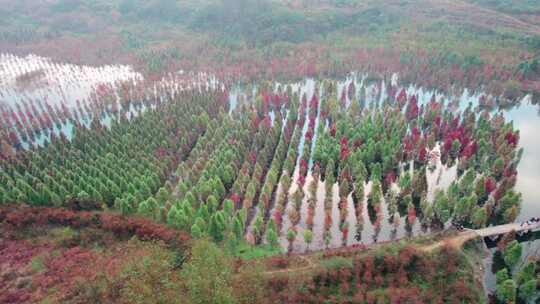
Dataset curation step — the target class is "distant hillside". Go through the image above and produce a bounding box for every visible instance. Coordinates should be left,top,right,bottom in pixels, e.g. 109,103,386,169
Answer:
1,0,539,98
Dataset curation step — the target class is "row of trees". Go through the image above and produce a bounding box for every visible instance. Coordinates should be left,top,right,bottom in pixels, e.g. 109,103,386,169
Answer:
282,91,322,251
248,91,299,247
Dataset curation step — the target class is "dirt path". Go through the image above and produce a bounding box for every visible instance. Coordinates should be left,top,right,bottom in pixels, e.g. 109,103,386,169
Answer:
420,230,478,252
262,232,473,276
262,230,479,275
263,255,316,276
262,221,540,275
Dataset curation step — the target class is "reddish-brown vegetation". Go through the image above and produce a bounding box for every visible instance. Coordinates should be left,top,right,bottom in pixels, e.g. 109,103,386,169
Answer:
265,245,481,303
0,205,190,249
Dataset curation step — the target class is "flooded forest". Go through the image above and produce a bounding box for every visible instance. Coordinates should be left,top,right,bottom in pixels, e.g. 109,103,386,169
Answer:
1,0,540,303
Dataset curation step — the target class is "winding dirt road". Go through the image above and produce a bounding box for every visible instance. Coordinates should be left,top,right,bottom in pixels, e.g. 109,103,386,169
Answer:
264,221,540,275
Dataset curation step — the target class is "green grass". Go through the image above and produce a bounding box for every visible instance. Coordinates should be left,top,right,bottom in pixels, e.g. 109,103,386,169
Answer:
48,227,78,247
30,254,47,273
233,241,282,260
319,256,353,269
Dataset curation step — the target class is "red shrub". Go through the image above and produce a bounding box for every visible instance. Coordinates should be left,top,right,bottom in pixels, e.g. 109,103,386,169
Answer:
268,256,290,269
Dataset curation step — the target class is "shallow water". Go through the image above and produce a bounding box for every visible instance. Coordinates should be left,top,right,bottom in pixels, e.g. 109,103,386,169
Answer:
257,78,538,255
0,53,142,108
273,165,446,253
504,103,540,222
